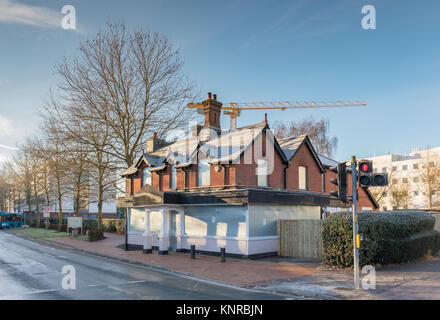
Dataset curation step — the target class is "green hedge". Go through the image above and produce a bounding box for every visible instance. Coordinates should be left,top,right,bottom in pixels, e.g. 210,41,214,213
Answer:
29,218,125,234
88,228,104,241
322,210,440,267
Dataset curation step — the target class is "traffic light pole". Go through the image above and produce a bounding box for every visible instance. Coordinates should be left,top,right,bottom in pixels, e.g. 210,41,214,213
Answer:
351,155,360,290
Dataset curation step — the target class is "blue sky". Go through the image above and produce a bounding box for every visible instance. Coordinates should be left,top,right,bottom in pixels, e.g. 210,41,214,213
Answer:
0,0,439,162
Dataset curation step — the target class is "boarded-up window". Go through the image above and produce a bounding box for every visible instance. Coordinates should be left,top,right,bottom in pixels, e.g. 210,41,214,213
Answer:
257,159,268,186
142,168,151,187
299,166,308,190
170,165,177,189
198,159,210,186
128,208,145,234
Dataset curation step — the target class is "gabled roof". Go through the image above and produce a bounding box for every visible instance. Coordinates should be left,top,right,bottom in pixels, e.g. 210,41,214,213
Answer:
122,123,323,176
207,123,287,164
278,135,307,161
278,135,324,172
120,163,138,176
318,154,339,168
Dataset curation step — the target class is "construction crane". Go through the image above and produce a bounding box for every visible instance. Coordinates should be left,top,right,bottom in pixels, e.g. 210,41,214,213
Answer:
188,96,366,129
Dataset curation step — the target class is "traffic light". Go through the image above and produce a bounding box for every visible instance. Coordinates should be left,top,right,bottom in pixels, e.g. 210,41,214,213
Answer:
329,162,348,202
358,160,373,187
358,160,388,187
372,172,388,186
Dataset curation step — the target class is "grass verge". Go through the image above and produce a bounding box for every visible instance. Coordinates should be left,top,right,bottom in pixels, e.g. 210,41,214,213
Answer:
9,227,69,239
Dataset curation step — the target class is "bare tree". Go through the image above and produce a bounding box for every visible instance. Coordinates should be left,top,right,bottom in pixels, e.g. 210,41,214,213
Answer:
391,183,410,209
54,21,196,169
11,147,33,224
417,149,440,209
18,138,46,227
40,116,71,230
42,95,117,228
369,165,397,208
64,140,90,217
0,167,12,212
273,116,338,157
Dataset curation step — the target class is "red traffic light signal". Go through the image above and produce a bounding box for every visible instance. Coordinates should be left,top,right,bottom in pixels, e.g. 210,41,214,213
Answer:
357,160,388,187
358,161,372,173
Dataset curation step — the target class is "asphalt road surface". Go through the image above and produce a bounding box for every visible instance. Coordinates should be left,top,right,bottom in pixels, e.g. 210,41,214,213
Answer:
0,231,286,300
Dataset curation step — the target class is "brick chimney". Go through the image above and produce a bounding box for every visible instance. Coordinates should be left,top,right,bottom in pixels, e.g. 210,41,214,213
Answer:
146,132,160,153
202,92,222,130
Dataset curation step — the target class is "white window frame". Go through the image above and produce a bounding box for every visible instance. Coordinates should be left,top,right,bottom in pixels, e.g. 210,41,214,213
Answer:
257,159,268,187
298,166,308,190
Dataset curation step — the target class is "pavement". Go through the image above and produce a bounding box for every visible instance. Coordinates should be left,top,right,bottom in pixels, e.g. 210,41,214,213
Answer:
255,254,440,300
5,230,440,300
44,233,321,287
0,230,293,300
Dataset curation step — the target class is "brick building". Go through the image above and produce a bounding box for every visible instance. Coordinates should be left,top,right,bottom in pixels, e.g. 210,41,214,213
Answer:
119,93,377,257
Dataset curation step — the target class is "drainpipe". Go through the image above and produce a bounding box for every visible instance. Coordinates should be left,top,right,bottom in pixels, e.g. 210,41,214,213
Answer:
283,163,289,189
223,165,227,186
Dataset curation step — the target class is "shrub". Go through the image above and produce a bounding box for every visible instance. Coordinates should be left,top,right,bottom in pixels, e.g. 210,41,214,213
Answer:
83,219,98,232
88,228,104,242
101,219,125,234
322,210,440,267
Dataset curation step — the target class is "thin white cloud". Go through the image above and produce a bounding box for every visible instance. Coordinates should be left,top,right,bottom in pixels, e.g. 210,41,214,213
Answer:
0,143,17,150
0,115,15,137
0,0,62,29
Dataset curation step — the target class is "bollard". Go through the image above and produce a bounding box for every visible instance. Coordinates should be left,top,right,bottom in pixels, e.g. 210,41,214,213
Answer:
220,248,226,263
190,245,196,259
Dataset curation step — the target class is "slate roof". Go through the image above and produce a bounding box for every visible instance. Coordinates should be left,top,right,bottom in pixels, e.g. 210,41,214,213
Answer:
278,135,308,161
278,135,324,172
318,154,339,168
121,122,322,176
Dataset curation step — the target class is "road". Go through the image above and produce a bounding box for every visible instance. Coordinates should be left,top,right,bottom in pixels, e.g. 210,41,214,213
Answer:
0,231,286,300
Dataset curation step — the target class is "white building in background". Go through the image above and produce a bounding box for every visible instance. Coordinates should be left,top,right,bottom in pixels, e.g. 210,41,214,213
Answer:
364,146,440,210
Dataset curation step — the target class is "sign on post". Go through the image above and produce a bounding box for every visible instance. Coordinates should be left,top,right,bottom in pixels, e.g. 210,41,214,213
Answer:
67,217,83,237
43,206,50,218
42,206,50,236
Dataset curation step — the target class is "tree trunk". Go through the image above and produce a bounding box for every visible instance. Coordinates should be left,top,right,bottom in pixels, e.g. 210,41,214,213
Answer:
57,175,63,231
97,155,104,230
33,183,40,228
26,189,31,225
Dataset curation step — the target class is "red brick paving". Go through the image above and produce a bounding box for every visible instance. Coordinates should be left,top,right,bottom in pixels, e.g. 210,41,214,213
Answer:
46,233,320,286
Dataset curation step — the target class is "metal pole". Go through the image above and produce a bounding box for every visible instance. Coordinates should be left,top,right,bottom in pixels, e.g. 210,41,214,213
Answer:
125,208,128,251
220,248,226,263
351,156,360,290
190,245,196,259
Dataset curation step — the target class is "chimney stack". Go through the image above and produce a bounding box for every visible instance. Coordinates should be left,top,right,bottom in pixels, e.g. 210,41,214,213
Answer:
201,92,222,130
146,132,160,153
